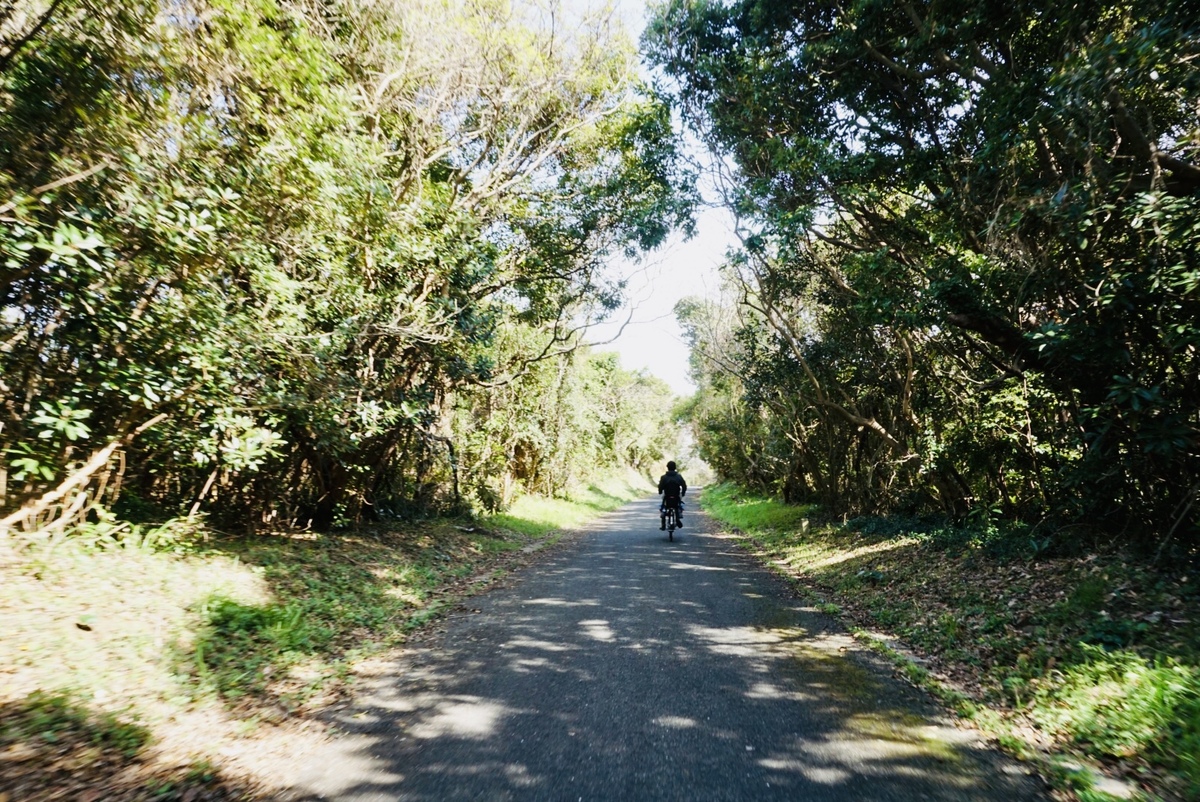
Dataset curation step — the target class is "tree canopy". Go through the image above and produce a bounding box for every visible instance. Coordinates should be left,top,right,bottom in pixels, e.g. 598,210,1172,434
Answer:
1,0,691,532
648,0,1200,548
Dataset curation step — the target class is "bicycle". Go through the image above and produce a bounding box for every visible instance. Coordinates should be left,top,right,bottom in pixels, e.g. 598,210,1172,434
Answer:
663,503,680,541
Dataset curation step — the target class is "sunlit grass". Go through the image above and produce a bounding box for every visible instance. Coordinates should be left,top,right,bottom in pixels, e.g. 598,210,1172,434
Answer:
700,482,815,532
488,469,650,536
1033,647,1200,789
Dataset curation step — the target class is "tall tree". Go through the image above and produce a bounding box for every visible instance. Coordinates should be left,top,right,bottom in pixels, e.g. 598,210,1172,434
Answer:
649,0,1200,545
1,0,691,532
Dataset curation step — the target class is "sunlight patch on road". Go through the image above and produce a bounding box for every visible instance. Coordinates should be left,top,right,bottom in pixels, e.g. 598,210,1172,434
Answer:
844,712,969,762
792,724,976,787
652,715,698,729
501,636,578,652
578,619,616,641
758,757,850,785
687,624,793,657
623,638,668,652
521,597,601,607
508,656,570,675
744,680,813,702
666,562,730,571
789,630,858,655
504,762,540,787
409,697,513,740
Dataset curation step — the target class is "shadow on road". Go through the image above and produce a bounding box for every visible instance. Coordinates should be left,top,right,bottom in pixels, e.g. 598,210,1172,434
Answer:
290,493,1045,801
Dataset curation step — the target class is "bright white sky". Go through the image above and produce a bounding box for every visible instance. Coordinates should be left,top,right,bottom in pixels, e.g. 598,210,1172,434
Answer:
588,205,734,395
580,0,736,397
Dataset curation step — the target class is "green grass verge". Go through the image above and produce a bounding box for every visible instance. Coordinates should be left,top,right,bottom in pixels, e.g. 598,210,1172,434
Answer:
697,482,815,532
487,470,650,536
702,482,1200,801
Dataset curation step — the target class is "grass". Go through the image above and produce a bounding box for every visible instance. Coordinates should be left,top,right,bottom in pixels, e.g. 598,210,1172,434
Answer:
178,526,501,707
1032,649,1200,782
0,690,253,801
697,483,815,532
0,469,650,799
702,482,1200,801
488,470,650,536
1,690,150,758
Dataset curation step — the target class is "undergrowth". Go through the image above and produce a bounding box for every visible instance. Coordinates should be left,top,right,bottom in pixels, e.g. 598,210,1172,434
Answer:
703,482,1200,800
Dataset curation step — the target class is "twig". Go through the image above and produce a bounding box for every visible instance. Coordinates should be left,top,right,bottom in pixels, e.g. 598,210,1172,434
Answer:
0,159,113,215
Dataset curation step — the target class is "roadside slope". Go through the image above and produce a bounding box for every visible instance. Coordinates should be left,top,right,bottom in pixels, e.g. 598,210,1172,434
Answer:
701,483,1199,802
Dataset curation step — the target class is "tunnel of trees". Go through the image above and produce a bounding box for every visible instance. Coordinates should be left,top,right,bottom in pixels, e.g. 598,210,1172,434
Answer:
3,0,1199,554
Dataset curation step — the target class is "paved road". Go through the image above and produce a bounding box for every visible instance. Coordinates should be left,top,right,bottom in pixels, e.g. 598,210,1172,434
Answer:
291,490,1046,801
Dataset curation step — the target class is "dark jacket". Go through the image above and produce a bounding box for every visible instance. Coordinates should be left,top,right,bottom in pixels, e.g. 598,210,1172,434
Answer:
658,470,687,504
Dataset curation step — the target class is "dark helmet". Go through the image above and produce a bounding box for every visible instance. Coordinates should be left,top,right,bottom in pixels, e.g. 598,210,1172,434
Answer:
667,460,677,471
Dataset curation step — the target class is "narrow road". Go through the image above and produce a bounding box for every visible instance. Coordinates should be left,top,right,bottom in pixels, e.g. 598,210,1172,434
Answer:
291,490,1046,801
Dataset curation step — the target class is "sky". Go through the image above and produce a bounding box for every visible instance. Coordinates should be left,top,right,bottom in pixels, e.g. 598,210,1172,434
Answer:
587,204,735,395
579,0,737,397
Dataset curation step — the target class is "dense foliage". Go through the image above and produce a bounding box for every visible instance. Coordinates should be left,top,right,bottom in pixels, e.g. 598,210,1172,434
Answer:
1,0,689,532
649,0,1200,548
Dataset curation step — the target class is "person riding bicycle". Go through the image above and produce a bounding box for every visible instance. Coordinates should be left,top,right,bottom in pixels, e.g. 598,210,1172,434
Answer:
658,461,687,530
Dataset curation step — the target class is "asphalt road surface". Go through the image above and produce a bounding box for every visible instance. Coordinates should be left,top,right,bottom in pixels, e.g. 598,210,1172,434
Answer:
291,489,1047,801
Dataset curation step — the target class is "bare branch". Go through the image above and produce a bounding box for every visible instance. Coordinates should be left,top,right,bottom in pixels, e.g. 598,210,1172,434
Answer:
0,158,112,215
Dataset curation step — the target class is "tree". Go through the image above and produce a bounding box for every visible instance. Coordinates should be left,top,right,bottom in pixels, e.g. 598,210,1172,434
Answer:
649,0,1200,546
1,0,690,533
